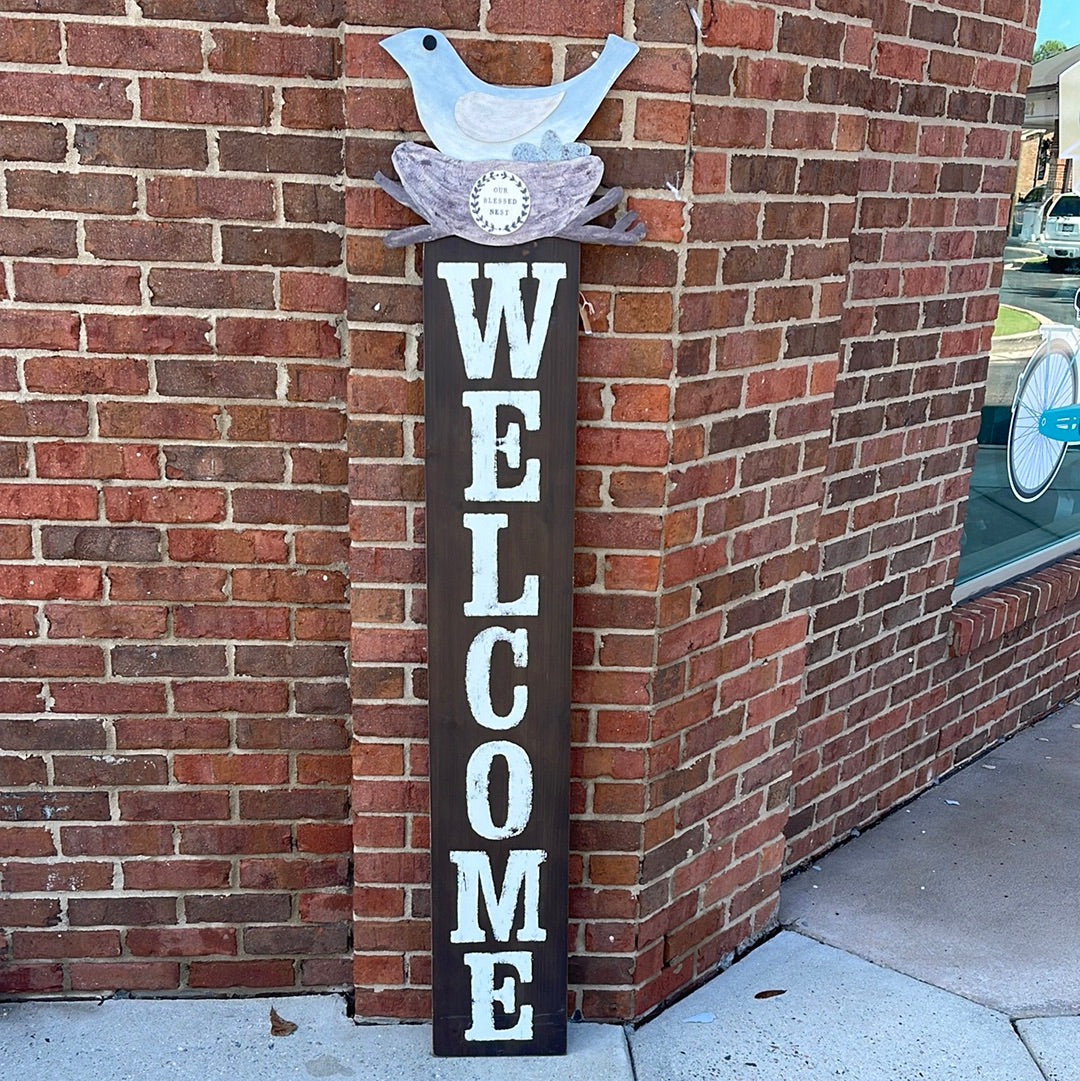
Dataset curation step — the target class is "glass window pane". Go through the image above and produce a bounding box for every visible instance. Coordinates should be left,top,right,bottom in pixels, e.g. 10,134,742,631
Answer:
958,322,1080,592
1049,195,1080,216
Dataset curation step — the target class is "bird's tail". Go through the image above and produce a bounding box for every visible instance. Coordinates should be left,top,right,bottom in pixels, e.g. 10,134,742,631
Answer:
604,33,640,67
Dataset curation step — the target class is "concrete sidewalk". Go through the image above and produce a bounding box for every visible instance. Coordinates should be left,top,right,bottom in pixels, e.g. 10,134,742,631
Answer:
3,705,1078,1080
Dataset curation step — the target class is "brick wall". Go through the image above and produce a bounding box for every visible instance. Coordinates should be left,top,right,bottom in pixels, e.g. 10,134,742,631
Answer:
0,3,352,994
0,0,1052,1025
345,0,1043,1023
786,0,1040,866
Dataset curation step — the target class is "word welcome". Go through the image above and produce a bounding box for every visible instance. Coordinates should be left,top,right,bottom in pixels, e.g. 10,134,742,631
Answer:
436,259,566,1044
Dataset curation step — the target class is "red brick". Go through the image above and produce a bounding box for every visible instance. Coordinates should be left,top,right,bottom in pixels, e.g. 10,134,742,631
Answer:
107,567,227,602
111,644,227,678
124,860,232,891
7,171,136,214
173,605,290,640
217,318,340,358
179,823,291,854
0,17,61,63
0,898,60,927
168,529,288,564
293,565,360,613
0,604,37,638
114,716,229,749
296,608,350,640
68,899,179,929
15,262,141,307
290,365,347,402
0,522,32,559
228,404,345,441
283,86,345,130
0,484,97,521
277,0,339,26
0,964,64,993
158,364,279,403
120,790,230,822
281,272,347,313
209,30,340,79
48,683,168,715
87,314,213,356
139,0,268,19
127,928,237,956
99,402,221,440
13,931,120,960
149,268,275,310
703,2,775,49
105,488,226,524
42,521,161,563
141,79,273,126
45,604,166,639
173,681,290,713
59,825,172,857
5,862,113,892
76,125,208,169
300,891,353,922
188,960,295,989
0,826,55,857
220,131,341,175
240,789,347,821
0,72,132,119
0,311,79,350
84,221,212,263
70,962,180,991
71,22,201,69
0,120,68,163
0,401,86,437
53,752,164,785
147,176,275,221
487,0,621,36
173,754,288,785
635,99,691,144
36,443,159,481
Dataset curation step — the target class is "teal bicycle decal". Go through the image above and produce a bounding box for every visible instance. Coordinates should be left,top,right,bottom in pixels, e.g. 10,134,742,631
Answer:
1008,324,1080,502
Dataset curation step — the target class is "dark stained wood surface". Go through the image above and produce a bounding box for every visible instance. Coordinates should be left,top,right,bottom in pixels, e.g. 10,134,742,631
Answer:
424,236,580,1056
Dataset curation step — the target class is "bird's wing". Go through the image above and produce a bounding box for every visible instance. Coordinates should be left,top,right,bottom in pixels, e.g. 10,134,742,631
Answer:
453,89,565,144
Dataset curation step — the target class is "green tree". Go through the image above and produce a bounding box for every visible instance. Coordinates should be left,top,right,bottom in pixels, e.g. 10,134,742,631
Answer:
1034,39,1069,63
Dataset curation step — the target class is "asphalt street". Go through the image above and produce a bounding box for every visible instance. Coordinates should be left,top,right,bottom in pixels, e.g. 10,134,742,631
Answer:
1000,240,1080,324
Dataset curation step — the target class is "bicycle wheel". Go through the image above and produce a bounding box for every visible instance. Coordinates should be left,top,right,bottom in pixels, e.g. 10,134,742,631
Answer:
1007,340,1077,502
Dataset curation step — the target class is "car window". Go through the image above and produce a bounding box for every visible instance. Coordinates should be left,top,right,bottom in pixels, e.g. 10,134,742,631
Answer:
1049,196,1080,217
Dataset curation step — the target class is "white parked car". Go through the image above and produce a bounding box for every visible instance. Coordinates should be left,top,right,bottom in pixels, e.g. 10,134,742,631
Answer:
1037,192,1080,271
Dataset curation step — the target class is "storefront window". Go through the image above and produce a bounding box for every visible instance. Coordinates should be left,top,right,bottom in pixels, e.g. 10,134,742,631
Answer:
957,320,1080,598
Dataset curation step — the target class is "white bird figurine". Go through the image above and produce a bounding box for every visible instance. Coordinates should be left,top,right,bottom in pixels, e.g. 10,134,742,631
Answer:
380,28,638,163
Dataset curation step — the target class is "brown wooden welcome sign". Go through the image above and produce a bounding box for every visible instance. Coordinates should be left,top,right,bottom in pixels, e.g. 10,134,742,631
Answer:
376,25,643,1057
425,237,578,1055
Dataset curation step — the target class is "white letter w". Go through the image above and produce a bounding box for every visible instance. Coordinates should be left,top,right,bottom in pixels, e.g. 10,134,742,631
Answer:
436,262,566,380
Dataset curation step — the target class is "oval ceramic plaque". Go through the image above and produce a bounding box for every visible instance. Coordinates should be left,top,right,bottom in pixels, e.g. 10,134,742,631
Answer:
469,170,531,236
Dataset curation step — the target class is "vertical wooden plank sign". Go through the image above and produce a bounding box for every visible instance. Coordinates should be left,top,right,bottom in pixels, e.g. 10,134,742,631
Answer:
425,237,578,1055
375,26,644,1058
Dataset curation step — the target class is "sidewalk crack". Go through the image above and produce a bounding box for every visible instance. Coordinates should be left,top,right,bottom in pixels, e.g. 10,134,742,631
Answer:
1011,1019,1052,1081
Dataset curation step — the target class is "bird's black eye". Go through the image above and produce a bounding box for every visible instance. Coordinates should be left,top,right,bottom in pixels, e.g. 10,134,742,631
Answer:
423,34,437,51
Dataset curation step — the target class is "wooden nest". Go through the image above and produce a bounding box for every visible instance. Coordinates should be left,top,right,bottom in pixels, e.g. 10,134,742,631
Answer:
375,143,645,248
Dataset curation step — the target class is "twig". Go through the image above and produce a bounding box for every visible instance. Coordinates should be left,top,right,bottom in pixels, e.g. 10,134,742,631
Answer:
384,223,451,248
557,213,645,246
374,171,427,219
569,186,626,226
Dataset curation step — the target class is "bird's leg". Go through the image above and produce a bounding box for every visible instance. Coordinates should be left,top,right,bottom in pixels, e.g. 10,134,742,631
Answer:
374,171,428,219
570,185,626,226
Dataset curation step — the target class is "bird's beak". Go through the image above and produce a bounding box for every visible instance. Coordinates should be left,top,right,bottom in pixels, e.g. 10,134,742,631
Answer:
379,31,406,65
